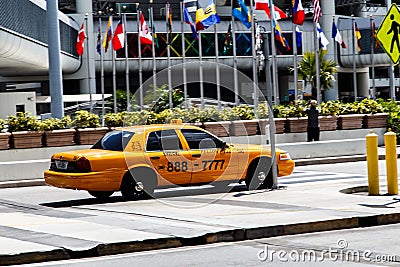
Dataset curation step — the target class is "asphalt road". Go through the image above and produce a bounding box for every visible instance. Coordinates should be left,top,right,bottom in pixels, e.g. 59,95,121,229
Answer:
17,223,400,267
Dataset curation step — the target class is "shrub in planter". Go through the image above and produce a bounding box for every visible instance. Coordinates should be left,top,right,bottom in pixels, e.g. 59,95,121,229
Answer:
72,111,108,145
337,102,364,130
42,116,75,147
0,119,10,150
281,101,307,133
319,101,339,131
104,113,124,127
7,112,43,149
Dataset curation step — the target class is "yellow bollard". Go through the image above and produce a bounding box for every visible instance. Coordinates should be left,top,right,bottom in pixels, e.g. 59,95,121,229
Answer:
366,131,379,195
385,129,398,195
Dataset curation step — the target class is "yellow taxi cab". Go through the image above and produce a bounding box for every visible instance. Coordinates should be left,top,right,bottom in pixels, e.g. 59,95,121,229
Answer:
44,120,295,199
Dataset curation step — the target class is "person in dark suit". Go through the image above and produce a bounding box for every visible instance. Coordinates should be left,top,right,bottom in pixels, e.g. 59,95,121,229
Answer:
305,100,320,142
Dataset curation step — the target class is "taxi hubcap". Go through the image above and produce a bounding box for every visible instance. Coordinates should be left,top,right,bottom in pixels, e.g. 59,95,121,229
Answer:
135,182,144,192
257,171,266,182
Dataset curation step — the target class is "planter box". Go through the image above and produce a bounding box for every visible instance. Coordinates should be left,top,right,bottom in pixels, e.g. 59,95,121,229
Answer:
74,127,109,145
202,121,230,137
43,129,76,147
285,117,308,133
258,119,269,135
230,120,259,136
273,118,286,134
363,113,389,128
337,114,364,130
319,116,338,131
0,132,10,150
10,131,42,149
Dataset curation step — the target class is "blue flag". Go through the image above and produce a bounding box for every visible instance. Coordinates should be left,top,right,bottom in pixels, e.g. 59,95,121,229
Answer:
184,4,198,39
232,0,251,29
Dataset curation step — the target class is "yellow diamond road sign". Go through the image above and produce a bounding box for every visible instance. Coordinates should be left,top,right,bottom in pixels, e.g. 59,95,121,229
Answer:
376,4,400,64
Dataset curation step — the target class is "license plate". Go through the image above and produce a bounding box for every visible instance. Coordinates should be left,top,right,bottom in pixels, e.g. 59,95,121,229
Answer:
55,160,68,170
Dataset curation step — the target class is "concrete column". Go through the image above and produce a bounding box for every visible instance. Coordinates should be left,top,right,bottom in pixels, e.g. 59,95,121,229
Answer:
358,71,370,98
320,1,338,101
76,1,96,95
47,0,64,118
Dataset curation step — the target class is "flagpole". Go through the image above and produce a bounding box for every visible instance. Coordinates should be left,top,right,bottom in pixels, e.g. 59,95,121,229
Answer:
199,32,204,109
137,5,143,110
110,14,117,113
352,15,357,101
123,12,130,112
314,22,321,103
214,24,221,110
84,14,93,113
166,3,173,110
180,1,188,110
231,1,239,105
150,4,157,100
269,2,279,105
292,24,298,100
250,0,258,117
332,16,339,101
98,14,105,126
370,15,376,99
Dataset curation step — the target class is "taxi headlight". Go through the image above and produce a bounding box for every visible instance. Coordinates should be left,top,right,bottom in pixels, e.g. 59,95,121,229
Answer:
279,153,291,161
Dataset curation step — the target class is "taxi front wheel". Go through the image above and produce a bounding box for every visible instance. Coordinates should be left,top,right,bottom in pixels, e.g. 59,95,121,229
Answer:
120,168,157,200
245,158,272,190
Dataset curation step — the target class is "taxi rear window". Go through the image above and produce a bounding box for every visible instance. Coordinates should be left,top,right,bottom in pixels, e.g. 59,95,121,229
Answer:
92,131,135,151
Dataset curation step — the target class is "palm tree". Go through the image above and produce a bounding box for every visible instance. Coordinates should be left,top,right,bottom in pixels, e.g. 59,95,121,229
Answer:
293,50,338,100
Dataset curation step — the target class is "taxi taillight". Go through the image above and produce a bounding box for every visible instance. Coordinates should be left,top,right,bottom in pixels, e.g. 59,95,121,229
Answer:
279,153,291,161
76,157,91,172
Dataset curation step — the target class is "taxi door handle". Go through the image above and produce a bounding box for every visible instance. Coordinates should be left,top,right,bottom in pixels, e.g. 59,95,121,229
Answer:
192,154,201,158
150,156,160,160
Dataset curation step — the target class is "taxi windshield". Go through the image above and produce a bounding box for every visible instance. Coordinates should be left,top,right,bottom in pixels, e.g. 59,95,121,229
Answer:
92,130,135,151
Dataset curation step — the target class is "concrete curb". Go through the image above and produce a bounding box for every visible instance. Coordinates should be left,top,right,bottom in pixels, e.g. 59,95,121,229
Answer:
3,212,400,266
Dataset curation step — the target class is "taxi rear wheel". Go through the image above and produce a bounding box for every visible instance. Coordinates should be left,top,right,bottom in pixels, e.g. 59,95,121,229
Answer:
88,191,114,199
245,158,272,190
120,168,157,200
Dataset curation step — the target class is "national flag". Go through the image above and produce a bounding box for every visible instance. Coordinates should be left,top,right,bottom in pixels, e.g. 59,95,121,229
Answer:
148,8,159,48
292,0,305,25
232,0,251,29
316,23,329,50
313,0,322,23
103,17,113,52
255,0,287,20
112,20,124,51
223,23,232,55
296,26,302,48
76,23,86,56
332,20,347,48
96,26,102,55
167,3,173,44
275,21,290,51
184,4,198,39
372,20,380,52
139,11,152,45
196,0,221,31
355,21,361,52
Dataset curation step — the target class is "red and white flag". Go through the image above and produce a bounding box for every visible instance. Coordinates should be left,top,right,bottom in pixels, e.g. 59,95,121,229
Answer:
139,11,152,45
313,0,322,23
76,23,86,56
255,0,287,20
112,20,125,51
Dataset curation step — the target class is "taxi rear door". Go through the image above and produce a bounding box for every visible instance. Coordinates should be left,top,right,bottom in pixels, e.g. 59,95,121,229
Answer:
145,129,191,186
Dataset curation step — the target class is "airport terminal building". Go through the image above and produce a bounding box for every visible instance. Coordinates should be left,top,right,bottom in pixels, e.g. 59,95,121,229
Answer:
0,0,398,117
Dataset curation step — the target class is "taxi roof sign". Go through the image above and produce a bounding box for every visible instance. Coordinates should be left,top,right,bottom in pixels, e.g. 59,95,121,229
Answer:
376,4,400,65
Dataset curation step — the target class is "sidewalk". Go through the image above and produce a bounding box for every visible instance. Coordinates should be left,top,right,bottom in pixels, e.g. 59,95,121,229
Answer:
1,159,400,265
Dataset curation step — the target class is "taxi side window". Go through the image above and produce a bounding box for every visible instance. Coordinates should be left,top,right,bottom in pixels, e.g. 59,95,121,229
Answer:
181,129,224,150
146,130,182,151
